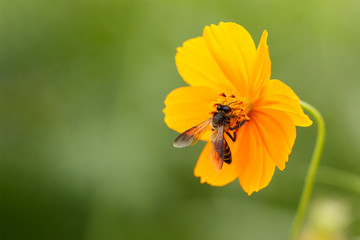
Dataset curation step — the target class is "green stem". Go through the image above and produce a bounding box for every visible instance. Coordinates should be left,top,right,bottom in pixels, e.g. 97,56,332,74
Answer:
289,100,326,240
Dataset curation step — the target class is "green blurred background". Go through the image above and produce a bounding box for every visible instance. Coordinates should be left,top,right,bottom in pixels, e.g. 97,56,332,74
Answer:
1,0,360,239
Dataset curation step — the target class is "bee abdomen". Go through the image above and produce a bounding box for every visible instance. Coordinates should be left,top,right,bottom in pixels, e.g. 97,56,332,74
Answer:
223,141,232,164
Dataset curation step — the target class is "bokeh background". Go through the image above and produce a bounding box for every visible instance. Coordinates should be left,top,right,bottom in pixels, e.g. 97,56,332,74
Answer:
1,0,360,239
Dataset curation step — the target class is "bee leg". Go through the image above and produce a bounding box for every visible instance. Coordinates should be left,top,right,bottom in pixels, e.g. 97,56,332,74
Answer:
229,120,246,130
225,131,236,142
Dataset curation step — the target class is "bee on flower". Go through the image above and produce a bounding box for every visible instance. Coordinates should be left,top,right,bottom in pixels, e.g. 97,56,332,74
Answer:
163,22,312,195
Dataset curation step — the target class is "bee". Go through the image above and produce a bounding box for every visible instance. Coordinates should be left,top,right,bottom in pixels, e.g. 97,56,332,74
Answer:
173,101,246,171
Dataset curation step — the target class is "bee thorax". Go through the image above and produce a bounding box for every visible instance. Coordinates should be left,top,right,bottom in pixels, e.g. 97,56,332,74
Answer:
211,112,227,128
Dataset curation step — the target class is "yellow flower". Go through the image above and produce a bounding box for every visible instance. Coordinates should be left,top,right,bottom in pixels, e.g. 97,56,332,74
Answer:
163,22,312,195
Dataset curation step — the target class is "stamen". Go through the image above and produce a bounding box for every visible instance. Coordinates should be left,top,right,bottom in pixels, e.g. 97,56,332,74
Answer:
212,92,253,124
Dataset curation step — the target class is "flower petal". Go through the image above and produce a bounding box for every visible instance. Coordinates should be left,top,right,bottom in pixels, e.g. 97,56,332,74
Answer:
251,109,296,171
248,30,271,100
254,79,313,127
194,142,238,186
232,121,276,195
163,86,218,138
202,22,257,97
175,37,235,90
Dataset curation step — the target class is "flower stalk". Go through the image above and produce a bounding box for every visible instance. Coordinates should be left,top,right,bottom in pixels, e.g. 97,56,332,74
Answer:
289,100,326,240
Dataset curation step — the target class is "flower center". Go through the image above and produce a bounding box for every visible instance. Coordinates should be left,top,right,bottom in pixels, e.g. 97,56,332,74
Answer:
213,92,253,123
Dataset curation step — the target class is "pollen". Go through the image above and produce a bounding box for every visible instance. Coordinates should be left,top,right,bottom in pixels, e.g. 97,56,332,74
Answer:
214,92,253,123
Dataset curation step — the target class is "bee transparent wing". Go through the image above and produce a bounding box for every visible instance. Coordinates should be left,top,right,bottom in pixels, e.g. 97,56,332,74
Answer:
173,119,211,148
210,125,225,172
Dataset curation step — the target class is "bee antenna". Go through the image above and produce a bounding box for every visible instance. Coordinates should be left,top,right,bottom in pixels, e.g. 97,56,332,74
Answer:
228,101,237,105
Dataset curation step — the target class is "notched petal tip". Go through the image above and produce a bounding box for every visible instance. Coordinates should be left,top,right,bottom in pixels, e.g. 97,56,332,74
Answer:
259,30,269,50
294,105,313,127
261,30,268,42
257,30,269,51
277,164,286,171
203,25,211,33
297,114,313,127
247,190,254,196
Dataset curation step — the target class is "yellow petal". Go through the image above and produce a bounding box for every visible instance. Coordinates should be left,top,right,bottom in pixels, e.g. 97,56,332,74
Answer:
249,30,271,100
163,86,218,138
175,37,235,91
232,121,276,195
254,79,313,127
202,22,257,97
251,109,296,170
194,142,238,186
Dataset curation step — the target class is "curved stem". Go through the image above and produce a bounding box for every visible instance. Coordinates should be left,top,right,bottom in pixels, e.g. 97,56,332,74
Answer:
289,100,326,240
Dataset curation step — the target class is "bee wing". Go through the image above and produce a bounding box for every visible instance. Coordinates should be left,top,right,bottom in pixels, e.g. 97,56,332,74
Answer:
210,125,225,172
173,119,211,148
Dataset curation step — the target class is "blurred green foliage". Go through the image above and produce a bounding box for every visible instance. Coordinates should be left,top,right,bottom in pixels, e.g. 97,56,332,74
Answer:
1,0,360,239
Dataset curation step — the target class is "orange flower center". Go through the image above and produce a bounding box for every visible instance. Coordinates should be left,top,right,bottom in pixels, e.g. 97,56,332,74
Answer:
213,93,253,124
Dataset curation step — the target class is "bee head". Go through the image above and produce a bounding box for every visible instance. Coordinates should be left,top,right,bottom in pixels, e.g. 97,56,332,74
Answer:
216,104,231,113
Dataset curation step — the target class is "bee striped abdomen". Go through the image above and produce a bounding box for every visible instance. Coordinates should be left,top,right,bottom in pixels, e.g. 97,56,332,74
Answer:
223,140,232,164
